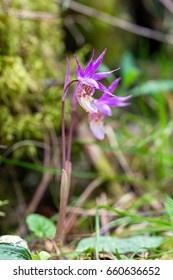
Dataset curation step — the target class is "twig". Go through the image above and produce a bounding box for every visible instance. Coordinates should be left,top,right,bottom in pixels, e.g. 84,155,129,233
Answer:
49,126,60,174
158,0,173,15
66,206,165,218
26,133,53,215
57,0,173,45
1,1,173,44
0,145,7,149
96,192,110,236
7,167,27,236
2,140,48,158
76,120,123,197
64,177,104,236
1,8,58,21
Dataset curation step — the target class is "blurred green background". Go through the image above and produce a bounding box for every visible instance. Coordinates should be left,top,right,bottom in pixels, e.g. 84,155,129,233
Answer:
1,0,173,237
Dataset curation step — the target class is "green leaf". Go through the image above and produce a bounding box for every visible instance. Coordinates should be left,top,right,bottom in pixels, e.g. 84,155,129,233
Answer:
164,196,173,225
131,80,173,96
31,254,41,260
38,251,51,260
121,52,140,86
26,214,56,239
76,235,163,254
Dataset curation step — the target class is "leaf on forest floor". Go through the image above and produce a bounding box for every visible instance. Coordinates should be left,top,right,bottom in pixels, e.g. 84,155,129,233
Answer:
26,214,56,239
76,235,163,254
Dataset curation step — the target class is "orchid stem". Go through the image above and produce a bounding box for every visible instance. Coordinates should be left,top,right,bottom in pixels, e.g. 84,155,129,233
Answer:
55,99,67,245
55,97,74,245
61,100,66,170
67,109,75,163
55,168,68,244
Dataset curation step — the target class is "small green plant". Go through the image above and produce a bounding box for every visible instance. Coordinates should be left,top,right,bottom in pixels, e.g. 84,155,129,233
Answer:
26,213,56,239
32,251,51,260
75,196,173,259
55,49,131,245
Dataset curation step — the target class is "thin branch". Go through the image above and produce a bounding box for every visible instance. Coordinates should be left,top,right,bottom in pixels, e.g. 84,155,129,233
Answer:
7,167,27,236
49,126,61,175
1,8,58,21
57,0,173,45
2,1,173,44
158,0,173,15
26,133,53,215
2,140,49,158
0,145,7,149
64,177,104,236
96,192,110,236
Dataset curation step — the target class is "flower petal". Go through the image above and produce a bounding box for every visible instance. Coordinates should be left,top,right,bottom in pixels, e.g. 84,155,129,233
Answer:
64,58,70,88
63,57,71,100
93,68,120,81
107,77,121,93
74,55,84,78
84,49,95,77
91,48,107,74
95,102,112,116
97,81,107,93
99,93,132,104
81,78,99,89
111,101,131,107
89,118,105,140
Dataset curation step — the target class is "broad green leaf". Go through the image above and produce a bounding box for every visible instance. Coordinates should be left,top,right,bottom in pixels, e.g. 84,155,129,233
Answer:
38,251,51,260
76,235,163,254
26,214,56,239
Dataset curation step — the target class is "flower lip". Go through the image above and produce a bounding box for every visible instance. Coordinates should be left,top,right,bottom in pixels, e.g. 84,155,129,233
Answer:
89,114,105,140
88,76,131,140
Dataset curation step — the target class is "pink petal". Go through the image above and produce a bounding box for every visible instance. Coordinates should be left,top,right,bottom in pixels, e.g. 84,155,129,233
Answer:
63,57,71,100
95,102,112,116
91,48,107,74
89,119,105,140
107,77,121,93
84,49,95,77
74,55,84,78
81,78,99,89
93,68,120,81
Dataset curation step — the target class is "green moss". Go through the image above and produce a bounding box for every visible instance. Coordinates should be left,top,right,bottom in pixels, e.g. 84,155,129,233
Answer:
0,0,65,148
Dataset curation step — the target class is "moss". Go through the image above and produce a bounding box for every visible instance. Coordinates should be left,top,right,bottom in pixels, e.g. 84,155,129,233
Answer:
0,0,65,147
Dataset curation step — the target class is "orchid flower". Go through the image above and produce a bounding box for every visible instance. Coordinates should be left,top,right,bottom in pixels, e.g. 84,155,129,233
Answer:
89,78,131,140
74,48,119,113
62,49,131,141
